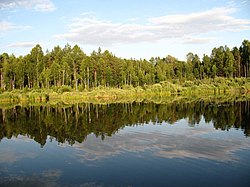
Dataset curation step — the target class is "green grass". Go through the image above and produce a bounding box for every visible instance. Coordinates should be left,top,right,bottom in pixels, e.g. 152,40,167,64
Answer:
0,77,250,105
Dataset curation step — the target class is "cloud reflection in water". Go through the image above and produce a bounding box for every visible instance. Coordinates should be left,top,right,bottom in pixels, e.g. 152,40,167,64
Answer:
72,120,250,162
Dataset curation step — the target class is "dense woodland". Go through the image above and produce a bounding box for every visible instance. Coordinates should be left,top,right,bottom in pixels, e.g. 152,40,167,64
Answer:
0,100,249,146
0,40,250,91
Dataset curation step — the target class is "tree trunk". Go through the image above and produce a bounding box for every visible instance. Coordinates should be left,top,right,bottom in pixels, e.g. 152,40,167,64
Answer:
87,67,90,88
73,61,77,90
62,70,65,86
238,61,241,77
0,70,5,90
94,70,97,87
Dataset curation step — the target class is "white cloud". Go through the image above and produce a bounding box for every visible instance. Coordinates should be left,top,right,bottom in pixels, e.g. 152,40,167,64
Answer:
7,42,36,48
0,21,32,35
54,6,250,46
0,0,55,12
0,21,13,32
183,37,215,44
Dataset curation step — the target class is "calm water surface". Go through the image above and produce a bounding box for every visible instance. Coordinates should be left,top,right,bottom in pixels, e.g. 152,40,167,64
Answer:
0,100,250,187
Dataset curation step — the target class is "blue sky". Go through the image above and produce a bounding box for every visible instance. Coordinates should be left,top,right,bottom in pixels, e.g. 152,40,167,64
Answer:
0,0,249,60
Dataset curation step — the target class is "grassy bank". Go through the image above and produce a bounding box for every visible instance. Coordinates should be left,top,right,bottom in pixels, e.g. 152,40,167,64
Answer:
0,77,250,104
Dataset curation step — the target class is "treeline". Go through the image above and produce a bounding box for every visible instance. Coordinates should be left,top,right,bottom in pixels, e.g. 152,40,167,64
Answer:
0,40,249,91
0,100,249,146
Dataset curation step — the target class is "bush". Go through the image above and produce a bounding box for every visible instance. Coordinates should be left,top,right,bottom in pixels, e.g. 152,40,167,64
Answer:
149,84,162,92
121,84,134,90
77,85,84,92
135,86,144,92
172,79,180,84
183,80,194,87
22,86,30,93
57,85,72,93
194,79,202,86
235,78,245,86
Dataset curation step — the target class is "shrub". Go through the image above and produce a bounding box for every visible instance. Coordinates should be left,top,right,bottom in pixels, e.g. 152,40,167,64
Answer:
121,84,134,90
135,86,144,92
57,85,72,93
22,86,30,94
149,84,162,92
235,78,244,86
183,80,194,87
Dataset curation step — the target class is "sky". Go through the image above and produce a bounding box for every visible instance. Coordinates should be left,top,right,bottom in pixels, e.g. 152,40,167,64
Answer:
0,0,249,61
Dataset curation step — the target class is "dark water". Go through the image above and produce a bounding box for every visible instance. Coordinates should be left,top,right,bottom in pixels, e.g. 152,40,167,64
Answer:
0,100,250,187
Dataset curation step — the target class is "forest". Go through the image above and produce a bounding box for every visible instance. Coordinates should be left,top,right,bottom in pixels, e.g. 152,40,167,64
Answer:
0,40,249,91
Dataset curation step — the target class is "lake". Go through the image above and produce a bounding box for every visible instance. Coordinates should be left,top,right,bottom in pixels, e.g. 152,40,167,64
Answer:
0,99,250,187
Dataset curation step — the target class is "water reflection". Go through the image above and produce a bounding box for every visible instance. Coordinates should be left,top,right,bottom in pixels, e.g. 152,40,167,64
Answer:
72,125,250,162
0,100,249,146
0,99,250,187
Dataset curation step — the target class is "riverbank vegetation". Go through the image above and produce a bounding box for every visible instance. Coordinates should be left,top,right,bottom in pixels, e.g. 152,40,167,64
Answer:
0,40,250,103
0,77,249,104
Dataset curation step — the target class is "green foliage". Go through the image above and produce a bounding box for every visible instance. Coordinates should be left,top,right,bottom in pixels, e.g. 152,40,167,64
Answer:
183,80,194,87
149,83,162,92
0,77,249,104
121,84,134,90
0,40,250,96
57,85,73,94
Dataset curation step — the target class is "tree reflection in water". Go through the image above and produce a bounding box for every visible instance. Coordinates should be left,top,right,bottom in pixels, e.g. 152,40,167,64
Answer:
0,100,249,146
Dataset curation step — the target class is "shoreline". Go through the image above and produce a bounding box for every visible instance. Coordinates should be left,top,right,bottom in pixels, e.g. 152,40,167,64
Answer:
0,78,250,107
